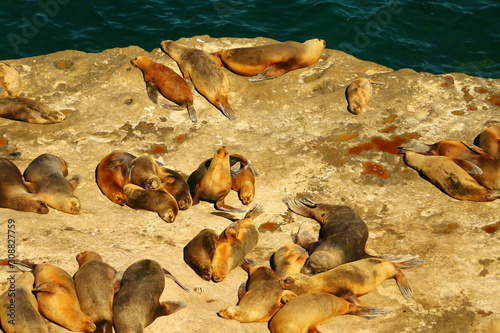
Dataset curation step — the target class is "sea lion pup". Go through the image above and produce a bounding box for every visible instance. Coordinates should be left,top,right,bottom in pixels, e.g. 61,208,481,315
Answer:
113,259,187,333
402,151,500,202
96,151,136,205
0,96,66,123
282,196,370,275
218,259,294,323
158,166,192,210
188,146,242,212
230,154,257,205
0,157,49,214
211,205,263,282
401,140,500,190
23,153,81,214
212,39,326,81
0,62,22,96
74,251,118,333
268,292,391,333
281,258,422,306
270,243,309,279
8,259,96,332
160,40,237,121
476,125,500,159
127,154,162,190
0,272,49,333
123,183,179,223
346,78,385,115
130,56,197,122
183,228,218,281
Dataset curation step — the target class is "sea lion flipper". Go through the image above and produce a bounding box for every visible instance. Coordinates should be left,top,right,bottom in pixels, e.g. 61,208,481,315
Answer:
237,282,247,300
218,102,237,121
162,268,190,292
224,222,239,238
394,270,413,299
187,104,198,123
453,159,483,175
461,141,495,159
146,81,159,104
248,66,278,82
159,102,186,111
159,301,187,316
113,271,124,293
33,281,63,294
280,290,297,304
24,180,36,193
350,304,393,320
215,197,244,212
68,174,80,190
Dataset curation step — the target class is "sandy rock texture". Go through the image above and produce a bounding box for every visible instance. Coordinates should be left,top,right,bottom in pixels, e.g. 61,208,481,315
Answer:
0,36,499,333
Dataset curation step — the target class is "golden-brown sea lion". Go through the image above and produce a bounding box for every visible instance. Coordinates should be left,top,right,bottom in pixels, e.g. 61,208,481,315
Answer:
160,40,237,120
0,158,49,214
281,258,421,306
123,183,179,222
0,96,66,123
211,205,263,282
96,151,136,205
269,292,391,333
0,272,49,333
403,151,500,201
158,166,192,210
230,154,257,205
127,154,162,190
74,251,117,333
112,259,187,333
0,62,22,96
131,56,197,122
476,125,500,159
271,243,309,279
188,146,241,212
212,39,326,81
217,259,293,323
183,228,218,281
23,153,81,214
346,78,385,115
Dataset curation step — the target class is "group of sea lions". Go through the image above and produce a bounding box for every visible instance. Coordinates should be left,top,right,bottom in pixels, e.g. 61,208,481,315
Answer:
0,253,188,333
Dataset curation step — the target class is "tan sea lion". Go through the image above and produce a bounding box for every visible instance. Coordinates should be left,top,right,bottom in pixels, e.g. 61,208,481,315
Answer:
188,146,242,212
123,183,179,223
131,56,197,122
158,166,192,210
23,153,81,214
127,154,162,190
218,259,293,323
96,151,136,205
0,272,49,333
402,151,500,201
271,243,309,279
269,292,391,333
212,39,326,81
230,154,257,205
160,40,237,120
211,205,263,282
0,62,22,96
345,78,385,115
0,158,49,214
74,251,118,333
0,96,66,123
112,259,187,333
183,228,218,281
476,125,500,158
281,258,421,306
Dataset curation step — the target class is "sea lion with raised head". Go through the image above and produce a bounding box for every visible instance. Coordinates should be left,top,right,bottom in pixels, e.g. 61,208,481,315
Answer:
271,243,309,279
346,78,385,115
96,151,136,205
23,153,81,214
160,40,236,121
183,228,218,281
230,154,257,205
131,56,197,122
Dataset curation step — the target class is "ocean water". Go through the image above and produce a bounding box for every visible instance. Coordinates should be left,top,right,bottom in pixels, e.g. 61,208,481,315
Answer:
0,0,499,78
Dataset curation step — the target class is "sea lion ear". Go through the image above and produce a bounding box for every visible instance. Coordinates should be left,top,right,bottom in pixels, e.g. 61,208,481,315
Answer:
224,222,239,238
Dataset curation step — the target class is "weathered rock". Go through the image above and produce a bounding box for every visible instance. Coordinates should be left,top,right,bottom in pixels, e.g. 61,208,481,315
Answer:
0,36,499,333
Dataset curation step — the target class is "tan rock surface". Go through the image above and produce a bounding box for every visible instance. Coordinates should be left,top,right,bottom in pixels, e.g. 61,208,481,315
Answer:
0,36,499,333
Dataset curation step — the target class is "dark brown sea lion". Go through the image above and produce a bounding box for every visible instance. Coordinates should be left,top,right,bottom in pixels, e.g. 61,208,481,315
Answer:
123,183,179,223
230,154,257,205
0,96,65,123
158,166,192,210
183,228,218,281
96,151,136,205
127,154,162,190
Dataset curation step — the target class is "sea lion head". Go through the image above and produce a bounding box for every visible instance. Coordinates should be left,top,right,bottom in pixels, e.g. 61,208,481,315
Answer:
301,251,339,275
280,275,307,295
217,306,240,320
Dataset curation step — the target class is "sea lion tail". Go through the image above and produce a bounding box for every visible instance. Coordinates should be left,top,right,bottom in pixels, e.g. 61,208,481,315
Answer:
375,254,425,269
351,304,393,319
0,258,36,271
218,101,237,121
245,204,264,219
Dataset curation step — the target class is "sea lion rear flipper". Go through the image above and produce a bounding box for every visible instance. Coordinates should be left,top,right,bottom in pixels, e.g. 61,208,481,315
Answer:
350,304,394,320
159,102,186,111
218,101,237,121
453,159,483,175
374,254,424,268
159,301,187,316
32,281,63,294
244,204,264,219
394,270,413,300
187,104,198,123
162,268,190,292
146,81,159,104
215,197,244,212
282,196,316,217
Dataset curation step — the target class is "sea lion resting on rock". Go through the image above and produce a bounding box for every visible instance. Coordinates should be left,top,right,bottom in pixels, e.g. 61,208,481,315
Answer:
230,154,257,206
124,183,179,223
212,39,326,82
476,125,500,159
0,157,49,214
96,151,136,205
0,95,66,124
127,154,162,190
183,228,218,281
346,78,385,115
131,56,197,122
158,166,192,211
23,153,81,214
270,243,309,279
0,62,22,96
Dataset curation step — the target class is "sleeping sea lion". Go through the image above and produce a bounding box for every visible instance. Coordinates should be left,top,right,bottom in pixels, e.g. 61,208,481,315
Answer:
124,183,179,223
230,154,257,205
183,228,218,281
0,96,65,124
158,166,192,210
476,125,500,159
127,154,162,190
96,151,136,205
271,243,309,279
346,78,385,115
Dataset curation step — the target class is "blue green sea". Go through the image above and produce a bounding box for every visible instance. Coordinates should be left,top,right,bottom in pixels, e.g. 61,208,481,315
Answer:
0,0,499,78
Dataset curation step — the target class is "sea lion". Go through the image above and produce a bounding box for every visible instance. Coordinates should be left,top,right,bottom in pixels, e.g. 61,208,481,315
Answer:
0,272,49,333
230,154,257,205
282,196,370,275
96,151,136,205
123,183,179,223
23,153,81,214
183,228,218,281
131,56,197,122
217,259,293,323
269,292,391,333
402,151,500,202
476,125,500,159
112,259,187,333
74,251,118,333
188,146,241,212
271,243,309,279
0,157,49,214
0,96,66,123
160,40,237,121
127,154,162,190
0,62,22,96
211,205,263,282
212,39,326,81
158,166,192,210
346,78,385,115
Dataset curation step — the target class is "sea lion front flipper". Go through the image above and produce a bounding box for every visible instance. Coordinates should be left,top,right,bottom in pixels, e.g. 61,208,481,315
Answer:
162,268,190,292
218,101,237,121
159,102,186,111
350,304,394,320
237,282,247,300
159,301,187,316
187,104,198,123
146,81,159,104
248,66,279,82
68,174,80,190
398,143,433,154
453,159,483,175
32,281,63,294
394,269,413,299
